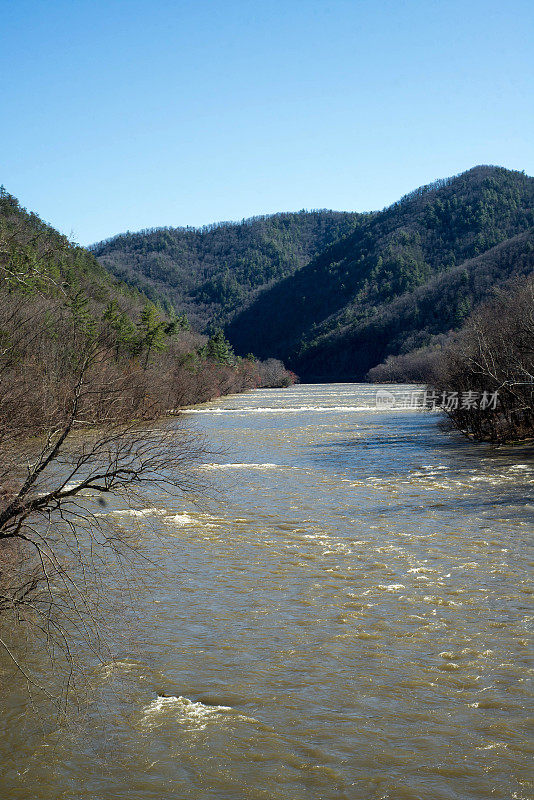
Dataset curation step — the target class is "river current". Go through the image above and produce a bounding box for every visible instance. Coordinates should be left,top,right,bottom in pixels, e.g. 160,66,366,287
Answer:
1,383,532,799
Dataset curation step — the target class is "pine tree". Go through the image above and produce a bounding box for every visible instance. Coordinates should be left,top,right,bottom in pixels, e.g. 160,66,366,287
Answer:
137,302,167,368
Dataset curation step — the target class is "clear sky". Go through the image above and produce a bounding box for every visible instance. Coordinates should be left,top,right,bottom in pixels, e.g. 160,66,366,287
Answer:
1,0,532,245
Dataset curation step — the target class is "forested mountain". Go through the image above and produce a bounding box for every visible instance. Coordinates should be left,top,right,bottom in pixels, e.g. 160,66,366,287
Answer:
226,166,534,378
90,211,363,330
90,166,533,380
298,227,534,379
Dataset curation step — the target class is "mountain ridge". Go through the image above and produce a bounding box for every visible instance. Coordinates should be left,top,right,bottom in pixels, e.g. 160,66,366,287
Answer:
227,165,534,377
91,210,364,331
90,165,534,380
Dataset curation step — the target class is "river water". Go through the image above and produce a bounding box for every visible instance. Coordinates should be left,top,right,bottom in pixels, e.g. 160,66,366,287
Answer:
0,384,533,799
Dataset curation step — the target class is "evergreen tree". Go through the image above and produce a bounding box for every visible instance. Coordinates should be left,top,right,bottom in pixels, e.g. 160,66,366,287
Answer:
204,330,235,365
137,302,168,368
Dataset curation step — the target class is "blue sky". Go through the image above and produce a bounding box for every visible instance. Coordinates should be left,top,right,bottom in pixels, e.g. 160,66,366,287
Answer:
1,0,532,245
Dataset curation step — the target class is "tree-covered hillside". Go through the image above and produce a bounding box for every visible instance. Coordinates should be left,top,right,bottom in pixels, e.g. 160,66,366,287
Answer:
0,188,294,441
226,166,534,378
0,186,144,311
301,227,534,379
91,211,363,331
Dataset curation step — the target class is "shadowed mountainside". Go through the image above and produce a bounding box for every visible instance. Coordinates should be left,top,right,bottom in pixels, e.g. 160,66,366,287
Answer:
226,166,533,379
89,166,533,380
91,210,364,331
301,227,534,380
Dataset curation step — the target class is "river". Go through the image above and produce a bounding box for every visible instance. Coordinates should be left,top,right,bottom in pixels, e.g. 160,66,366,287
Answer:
0,383,532,799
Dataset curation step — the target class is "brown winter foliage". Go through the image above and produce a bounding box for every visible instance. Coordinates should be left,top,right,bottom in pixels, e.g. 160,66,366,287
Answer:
428,275,534,442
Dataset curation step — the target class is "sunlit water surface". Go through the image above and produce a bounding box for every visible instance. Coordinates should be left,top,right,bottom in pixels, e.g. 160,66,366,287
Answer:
1,384,533,799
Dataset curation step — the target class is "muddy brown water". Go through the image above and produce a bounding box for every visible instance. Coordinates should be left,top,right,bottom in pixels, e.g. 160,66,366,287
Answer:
0,384,532,799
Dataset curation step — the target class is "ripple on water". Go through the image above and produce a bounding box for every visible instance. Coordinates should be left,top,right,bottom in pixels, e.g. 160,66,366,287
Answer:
2,383,532,800
141,696,233,730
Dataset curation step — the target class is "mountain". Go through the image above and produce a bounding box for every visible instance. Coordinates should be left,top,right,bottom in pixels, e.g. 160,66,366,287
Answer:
226,166,534,378
90,166,534,381
297,227,534,380
90,211,364,331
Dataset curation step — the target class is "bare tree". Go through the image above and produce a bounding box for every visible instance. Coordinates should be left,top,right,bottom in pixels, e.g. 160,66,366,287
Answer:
0,356,208,706
429,275,534,441
257,358,293,388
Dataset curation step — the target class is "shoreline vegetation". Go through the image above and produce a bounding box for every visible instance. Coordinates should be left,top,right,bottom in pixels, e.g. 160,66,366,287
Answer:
368,276,534,443
0,188,295,692
429,276,534,443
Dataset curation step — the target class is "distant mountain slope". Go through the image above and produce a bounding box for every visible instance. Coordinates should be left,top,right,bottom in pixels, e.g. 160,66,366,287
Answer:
299,228,534,379
226,166,534,377
91,211,363,330
0,187,145,313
